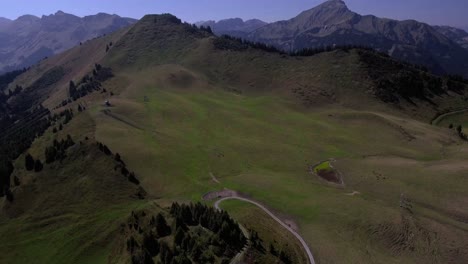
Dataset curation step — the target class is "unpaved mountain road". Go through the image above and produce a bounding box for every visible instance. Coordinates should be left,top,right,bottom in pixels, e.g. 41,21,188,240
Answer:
214,195,316,264
431,108,468,125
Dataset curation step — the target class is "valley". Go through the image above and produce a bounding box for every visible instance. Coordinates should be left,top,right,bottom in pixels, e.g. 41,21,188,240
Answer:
0,10,468,264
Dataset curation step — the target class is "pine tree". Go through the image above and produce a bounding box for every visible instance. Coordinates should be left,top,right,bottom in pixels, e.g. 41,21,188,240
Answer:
174,227,185,245
142,232,159,257
155,213,171,237
34,159,43,172
25,153,35,171
115,153,122,163
66,135,74,147
69,80,77,98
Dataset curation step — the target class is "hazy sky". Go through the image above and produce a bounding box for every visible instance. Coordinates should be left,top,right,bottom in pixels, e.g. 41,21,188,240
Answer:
1,0,467,29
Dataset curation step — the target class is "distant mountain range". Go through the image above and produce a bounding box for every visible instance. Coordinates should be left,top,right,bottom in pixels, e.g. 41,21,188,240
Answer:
0,11,136,73
199,0,468,76
195,18,267,38
434,25,468,50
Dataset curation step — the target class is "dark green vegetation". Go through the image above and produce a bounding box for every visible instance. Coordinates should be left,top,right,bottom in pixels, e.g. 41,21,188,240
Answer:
117,203,246,264
1,12,468,264
359,50,468,104
0,68,27,91
0,67,66,197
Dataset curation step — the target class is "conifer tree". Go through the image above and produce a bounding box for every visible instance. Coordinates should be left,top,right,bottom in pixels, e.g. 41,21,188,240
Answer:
25,153,35,171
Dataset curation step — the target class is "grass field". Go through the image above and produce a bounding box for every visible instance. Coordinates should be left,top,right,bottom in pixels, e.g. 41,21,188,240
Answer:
2,15,468,263
91,71,468,262
435,111,468,133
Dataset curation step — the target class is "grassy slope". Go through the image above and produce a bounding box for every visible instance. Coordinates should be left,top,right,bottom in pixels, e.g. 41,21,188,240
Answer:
94,80,468,263
2,15,468,263
0,111,147,264
95,17,468,263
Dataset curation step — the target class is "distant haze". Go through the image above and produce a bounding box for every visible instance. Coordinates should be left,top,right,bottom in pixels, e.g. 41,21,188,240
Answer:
0,0,467,29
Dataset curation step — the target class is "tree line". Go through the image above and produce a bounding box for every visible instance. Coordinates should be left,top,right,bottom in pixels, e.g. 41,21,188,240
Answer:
358,49,467,104
124,203,246,264
96,141,140,186
44,135,75,164
59,63,114,108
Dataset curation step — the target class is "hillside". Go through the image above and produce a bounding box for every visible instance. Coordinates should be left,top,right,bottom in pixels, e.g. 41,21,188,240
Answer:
235,0,468,76
0,11,136,73
1,13,468,264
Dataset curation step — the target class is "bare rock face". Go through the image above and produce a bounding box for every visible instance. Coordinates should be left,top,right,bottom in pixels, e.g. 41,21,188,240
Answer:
0,11,136,73
434,25,468,50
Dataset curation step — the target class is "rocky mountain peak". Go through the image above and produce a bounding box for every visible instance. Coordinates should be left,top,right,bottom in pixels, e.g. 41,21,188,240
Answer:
294,0,354,27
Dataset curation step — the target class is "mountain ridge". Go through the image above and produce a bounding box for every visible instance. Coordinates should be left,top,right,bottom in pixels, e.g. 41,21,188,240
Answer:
0,11,136,73
200,0,468,76
434,25,468,50
1,12,468,264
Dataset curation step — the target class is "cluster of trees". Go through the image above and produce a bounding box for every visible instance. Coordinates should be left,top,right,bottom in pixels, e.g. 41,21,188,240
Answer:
4,85,23,99
213,34,284,53
124,203,246,264
49,108,74,133
290,44,376,56
446,75,468,85
358,50,467,103
24,154,43,172
0,159,14,199
168,202,246,262
44,135,75,163
66,64,113,103
0,106,50,197
96,142,140,185
269,243,293,264
213,35,387,58
51,108,74,124
248,229,293,264
197,25,213,34
0,68,27,91
0,66,65,197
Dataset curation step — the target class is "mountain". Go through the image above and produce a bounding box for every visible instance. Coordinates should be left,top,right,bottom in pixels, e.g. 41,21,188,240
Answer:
434,25,468,50
0,17,11,30
242,0,468,76
1,13,468,264
196,18,268,37
0,11,136,73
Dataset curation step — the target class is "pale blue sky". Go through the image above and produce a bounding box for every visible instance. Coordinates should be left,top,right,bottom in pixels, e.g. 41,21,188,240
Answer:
1,0,467,29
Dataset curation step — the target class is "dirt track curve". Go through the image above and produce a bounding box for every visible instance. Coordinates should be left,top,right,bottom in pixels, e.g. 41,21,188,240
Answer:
214,196,316,264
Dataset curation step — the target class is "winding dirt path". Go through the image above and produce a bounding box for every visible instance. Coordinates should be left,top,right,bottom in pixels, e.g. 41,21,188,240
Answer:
214,196,316,264
431,108,468,125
